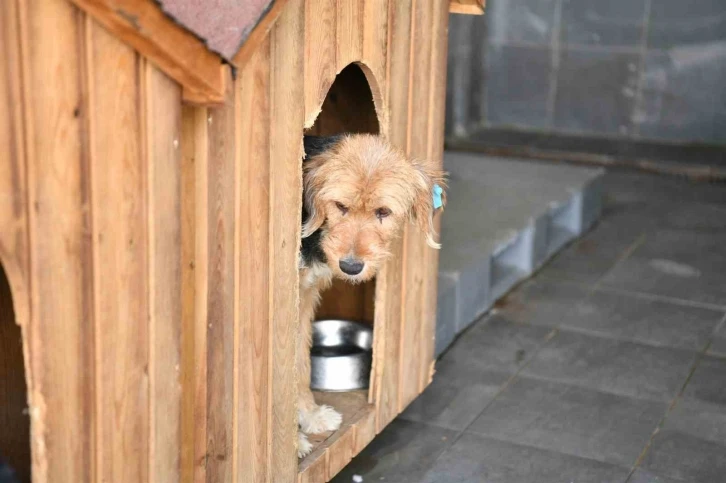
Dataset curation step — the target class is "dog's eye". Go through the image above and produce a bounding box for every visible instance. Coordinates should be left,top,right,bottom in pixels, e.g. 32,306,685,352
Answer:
375,207,391,221
335,201,348,214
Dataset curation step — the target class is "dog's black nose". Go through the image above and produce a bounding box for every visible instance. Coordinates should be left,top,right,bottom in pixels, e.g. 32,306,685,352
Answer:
339,259,365,275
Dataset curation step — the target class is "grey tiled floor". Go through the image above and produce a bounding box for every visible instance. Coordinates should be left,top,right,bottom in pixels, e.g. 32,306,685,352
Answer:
332,168,726,483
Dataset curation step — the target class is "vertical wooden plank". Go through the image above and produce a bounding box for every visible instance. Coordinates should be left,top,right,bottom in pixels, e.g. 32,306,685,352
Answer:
354,409,376,453
336,0,364,70
20,0,94,479
205,84,237,483
179,104,199,483
399,0,434,409
269,0,304,479
236,34,272,483
362,0,390,89
87,20,148,483
421,0,450,389
326,427,356,478
303,0,336,127
144,63,183,483
375,0,412,430
0,7,29,478
192,106,210,483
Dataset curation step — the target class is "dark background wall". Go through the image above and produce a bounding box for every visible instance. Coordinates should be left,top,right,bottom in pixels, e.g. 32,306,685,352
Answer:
446,0,726,148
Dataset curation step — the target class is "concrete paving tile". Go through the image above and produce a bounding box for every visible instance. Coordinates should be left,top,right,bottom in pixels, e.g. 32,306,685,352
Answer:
682,355,726,406
662,398,726,447
541,215,646,284
560,289,723,350
420,433,630,483
331,419,456,483
440,315,554,375
629,469,688,483
521,331,697,401
601,229,726,307
493,278,591,327
400,359,510,431
468,377,667,467
640,430,726,483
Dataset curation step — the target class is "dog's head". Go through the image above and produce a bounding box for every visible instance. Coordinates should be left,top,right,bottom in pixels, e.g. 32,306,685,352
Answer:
302,134,446,283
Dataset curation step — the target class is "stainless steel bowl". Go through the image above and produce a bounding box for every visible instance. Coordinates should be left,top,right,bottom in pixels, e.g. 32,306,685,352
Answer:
310,319,373,391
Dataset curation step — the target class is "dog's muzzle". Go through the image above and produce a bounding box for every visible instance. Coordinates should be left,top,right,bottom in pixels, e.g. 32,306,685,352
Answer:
339,258,365,275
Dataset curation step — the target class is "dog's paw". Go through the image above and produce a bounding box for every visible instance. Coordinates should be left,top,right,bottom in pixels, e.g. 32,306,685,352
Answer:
298,431,313,458
300,404,342,434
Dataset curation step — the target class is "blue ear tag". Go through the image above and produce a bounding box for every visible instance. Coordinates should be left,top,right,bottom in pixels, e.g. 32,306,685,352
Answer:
432,183,444,210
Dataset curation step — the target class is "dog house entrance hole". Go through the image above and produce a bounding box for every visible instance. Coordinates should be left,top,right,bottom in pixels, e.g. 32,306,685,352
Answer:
0,264,30,483
299,64,379,470
307,63,379,331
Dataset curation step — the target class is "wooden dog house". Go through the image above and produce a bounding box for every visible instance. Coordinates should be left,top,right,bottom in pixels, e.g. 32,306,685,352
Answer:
0,0,483,482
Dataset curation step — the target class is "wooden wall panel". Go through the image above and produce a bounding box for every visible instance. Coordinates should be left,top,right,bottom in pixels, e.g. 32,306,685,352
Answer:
421,0,449,390
399,0,435,409
179,104,201,483
375,0,412,430
0,15,32,481
362,0,390,99
335,0,363,71
303,0,336,127
204,83,238,483
20,0,94,480
87,22,149,483
144,63,183,483
236,36,272,483
269,0,305,479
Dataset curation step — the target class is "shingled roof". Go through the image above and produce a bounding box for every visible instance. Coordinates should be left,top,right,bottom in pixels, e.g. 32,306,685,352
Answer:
157,0,276,60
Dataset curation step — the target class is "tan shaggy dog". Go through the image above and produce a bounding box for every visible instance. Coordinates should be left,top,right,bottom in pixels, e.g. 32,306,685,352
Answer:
297,133,446,457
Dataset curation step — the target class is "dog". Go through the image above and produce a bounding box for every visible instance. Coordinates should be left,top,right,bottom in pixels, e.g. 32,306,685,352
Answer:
297,133,446,457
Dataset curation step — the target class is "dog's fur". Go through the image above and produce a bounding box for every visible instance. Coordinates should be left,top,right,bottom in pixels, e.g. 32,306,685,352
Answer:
297,133,446,457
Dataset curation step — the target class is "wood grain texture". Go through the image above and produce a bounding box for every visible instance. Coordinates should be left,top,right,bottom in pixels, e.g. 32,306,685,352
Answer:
0,7,29,478
303,0,336,127
144,63,183,483
236,34,272,483
362,0,390,91
399,0,434,410
0,13,32,480
421,0,449,390
21,0,94,480
87,21,148,483
269,0,304,478
66,0,227,104
335,0,363,71
205,82,238,483
375,0,413,431
449,0,484,14
179,104,199,483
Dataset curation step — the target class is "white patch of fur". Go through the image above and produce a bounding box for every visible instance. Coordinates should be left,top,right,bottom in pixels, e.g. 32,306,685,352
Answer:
298,431,313,458
299,404,342,435
301,261,333,290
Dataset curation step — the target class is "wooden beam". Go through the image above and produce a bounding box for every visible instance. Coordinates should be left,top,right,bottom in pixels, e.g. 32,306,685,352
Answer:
449,0,485,15
66,0,228,105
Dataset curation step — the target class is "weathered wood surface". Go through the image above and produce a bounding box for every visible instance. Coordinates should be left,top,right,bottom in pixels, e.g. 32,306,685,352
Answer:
0,1,450,482
449,0,485,14
66,0,228,104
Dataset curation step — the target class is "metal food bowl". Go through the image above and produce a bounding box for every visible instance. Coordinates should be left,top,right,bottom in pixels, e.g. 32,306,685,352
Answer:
311,319,373,392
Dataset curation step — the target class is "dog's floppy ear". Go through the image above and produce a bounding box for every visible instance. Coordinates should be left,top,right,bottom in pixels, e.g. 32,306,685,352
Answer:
302,136,341,238
409,158,447,249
